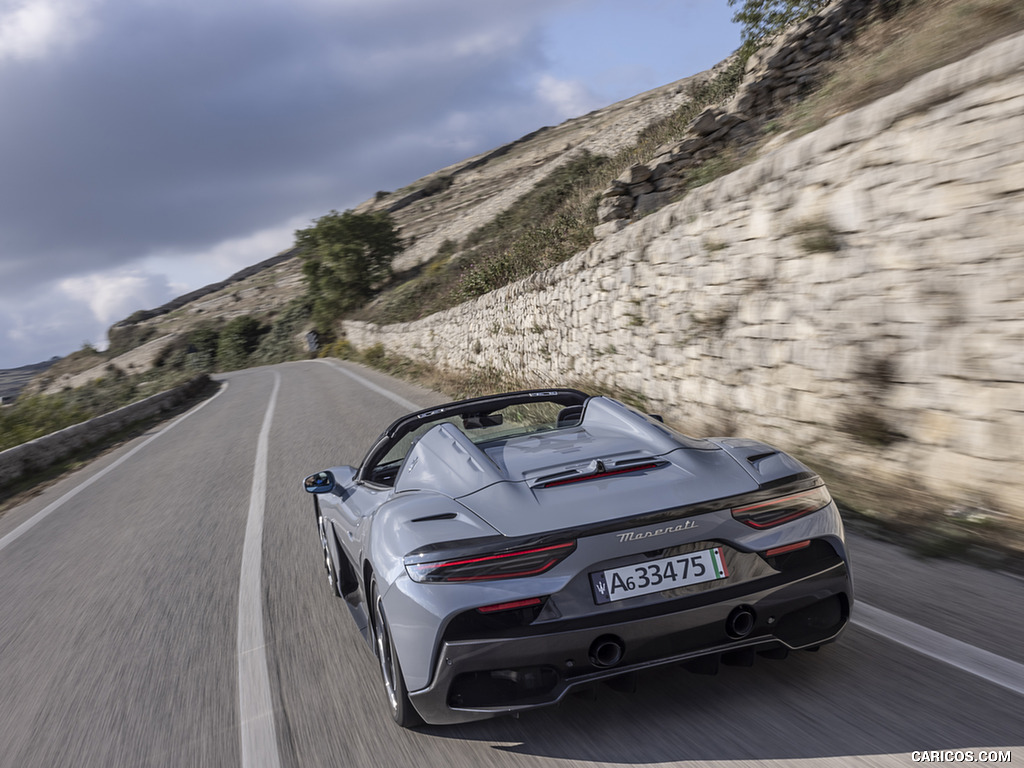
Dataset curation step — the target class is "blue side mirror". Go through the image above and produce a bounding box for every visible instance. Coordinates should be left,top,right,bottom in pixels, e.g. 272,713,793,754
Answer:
304,471,336,493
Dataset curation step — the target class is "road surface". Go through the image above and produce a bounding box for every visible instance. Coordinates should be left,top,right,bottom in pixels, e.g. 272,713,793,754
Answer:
0,360,1020,767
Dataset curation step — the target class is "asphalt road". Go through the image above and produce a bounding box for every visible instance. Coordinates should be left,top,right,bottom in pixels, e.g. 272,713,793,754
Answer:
0,360,1021,768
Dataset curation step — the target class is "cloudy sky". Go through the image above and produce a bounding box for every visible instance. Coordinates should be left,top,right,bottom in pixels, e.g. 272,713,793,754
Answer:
0,0,740,370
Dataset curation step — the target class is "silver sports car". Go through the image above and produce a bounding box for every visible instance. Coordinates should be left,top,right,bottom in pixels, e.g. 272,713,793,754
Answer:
304,389,853,726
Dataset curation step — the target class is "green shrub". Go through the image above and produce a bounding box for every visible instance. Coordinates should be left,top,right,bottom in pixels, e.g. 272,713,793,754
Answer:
254,301,313,364
217,316,270,370
297,209,403,329
727,0,830,52
319,339,355,360
792,219,842,252
361,343,387,367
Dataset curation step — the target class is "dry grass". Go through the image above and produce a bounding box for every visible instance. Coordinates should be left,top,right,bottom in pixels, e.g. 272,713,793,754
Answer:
779,0,1024,137
22,347,107,393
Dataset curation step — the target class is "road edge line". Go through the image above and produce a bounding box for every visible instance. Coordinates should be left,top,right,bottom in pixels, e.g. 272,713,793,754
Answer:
315,358,421,410
853,602,1024,698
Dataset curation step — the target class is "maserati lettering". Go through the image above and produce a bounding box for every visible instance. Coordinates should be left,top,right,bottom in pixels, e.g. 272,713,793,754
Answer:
617,520,698,543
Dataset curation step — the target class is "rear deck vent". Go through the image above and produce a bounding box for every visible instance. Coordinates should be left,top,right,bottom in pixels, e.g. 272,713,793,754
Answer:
531,457,666,489
410,512,458,523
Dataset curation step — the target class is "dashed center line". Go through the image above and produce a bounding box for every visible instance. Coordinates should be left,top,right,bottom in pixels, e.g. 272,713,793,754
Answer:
237,371,283,768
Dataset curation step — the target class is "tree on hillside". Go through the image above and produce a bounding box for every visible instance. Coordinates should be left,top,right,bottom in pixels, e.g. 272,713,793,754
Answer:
727,0,829,48
296,209,403,331
217,316,269,370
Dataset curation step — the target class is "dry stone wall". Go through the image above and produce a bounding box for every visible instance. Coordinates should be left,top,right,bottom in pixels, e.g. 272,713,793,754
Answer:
345,31,1024,540
0,375,211,489
598,0,878,232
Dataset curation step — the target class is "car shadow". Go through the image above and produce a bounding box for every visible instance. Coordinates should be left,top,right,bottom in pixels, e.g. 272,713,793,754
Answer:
414,637,1021,763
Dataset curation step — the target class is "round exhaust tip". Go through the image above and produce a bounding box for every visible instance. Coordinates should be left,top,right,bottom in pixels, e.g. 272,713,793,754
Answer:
726,605,756,639
589,635,625,668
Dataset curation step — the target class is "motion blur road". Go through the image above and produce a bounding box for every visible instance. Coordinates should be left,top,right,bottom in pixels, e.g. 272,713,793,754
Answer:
0,361,1020,768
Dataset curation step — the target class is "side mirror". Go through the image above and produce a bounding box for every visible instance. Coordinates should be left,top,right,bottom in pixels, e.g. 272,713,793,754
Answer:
648,414,665,423
304,471,336,493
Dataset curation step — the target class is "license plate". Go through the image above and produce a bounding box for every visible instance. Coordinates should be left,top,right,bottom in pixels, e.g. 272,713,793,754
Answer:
590,547,728,604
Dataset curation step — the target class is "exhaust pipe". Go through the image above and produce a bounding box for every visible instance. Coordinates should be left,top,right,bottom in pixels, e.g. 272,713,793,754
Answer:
726,605,756,639
589,635,625,668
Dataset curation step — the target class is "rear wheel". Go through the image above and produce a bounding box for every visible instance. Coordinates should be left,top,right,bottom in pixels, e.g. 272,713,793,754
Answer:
370,577,422,728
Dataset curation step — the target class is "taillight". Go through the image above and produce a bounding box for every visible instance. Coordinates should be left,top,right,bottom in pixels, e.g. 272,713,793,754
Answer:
731,486,832,529
405,541,576,583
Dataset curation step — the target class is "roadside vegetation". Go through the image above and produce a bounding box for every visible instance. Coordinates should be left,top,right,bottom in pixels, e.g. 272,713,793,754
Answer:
297,209,402,334
319,339,651,412
0,366,198,452
2,299,314,453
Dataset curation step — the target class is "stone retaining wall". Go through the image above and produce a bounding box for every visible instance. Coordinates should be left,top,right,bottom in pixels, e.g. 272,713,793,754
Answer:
344,30,1024,539
0,375,211,489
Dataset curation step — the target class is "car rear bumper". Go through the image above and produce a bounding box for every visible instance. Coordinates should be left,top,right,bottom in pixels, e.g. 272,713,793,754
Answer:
408,561,851,725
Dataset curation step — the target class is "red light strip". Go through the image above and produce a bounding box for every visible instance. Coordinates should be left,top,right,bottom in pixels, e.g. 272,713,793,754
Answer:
476,597,543,614
765,540,811,557
540,462,660,488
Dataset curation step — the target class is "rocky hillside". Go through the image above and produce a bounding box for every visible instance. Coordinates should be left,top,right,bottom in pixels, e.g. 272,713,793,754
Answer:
353,65,719,273
27,61,730,395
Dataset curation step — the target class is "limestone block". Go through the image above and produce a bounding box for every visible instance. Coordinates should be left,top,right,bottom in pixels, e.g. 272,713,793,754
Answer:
827,182,874,233
951,415,1023,462
618,164,652,185
634,191,675,217
988,159,1024,196
691,108,723,137
747,203,775,240
653,176,684,193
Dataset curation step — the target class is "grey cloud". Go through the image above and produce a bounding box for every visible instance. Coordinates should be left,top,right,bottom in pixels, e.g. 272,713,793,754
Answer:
0,0,576,302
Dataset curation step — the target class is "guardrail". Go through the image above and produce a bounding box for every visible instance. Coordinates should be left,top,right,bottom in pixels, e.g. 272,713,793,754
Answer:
0,375,212,490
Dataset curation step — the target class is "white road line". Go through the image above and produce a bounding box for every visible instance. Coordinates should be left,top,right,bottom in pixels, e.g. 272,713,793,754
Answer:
0,380,228,554
316,358,421,411
853,602,1024,698
238,371,283,768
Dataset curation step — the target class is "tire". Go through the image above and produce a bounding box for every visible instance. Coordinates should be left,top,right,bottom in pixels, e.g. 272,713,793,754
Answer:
370,577,423,728
317,510,343,598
